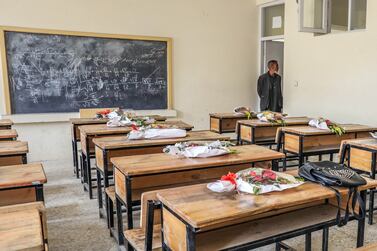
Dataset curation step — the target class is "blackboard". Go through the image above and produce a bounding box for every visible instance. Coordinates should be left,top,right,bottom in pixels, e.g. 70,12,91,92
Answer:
1,28,171,114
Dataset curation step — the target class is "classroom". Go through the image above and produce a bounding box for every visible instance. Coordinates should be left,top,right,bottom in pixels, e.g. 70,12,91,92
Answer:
0,0,376,250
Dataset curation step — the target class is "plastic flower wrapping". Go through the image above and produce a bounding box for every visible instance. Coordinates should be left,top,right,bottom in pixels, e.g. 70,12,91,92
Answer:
309,118,345,136
257,111,286,125
207,168,304,195
128,124,187,140
163,141,235,158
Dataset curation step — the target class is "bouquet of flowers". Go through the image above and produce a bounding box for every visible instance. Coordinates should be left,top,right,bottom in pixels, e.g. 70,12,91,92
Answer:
207,168,304,195
106,109,155,127
95,109,111,119
257,111,286,125
309,118,345,136
234,106,254,120
163,140,236,158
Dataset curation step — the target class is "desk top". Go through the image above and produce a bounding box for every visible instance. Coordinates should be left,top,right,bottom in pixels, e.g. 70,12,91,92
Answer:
0,208,44,251
0,141,28,156
112,145,285,176
0,129,18,139
0,119,13,127
238,117,310,128
0,163,47,189
157,175,377,229
80,120,194,136
209,113,249,119
70,115,167,125
354,243,377,251
282,124,377,136
342,138,377,151
93,130,229,150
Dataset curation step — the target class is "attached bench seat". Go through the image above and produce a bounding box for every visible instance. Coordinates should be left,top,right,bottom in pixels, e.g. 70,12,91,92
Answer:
105,186,116,203
193,204,339,250
124,225,162,251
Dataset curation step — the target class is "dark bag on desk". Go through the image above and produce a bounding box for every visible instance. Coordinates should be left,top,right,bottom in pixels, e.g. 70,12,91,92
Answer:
299,161,366,226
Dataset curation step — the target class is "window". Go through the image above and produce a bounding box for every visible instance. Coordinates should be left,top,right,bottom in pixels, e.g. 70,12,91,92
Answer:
299,0,367,34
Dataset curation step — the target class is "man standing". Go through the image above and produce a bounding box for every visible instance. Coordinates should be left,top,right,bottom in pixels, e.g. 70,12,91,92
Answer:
257,60,283,112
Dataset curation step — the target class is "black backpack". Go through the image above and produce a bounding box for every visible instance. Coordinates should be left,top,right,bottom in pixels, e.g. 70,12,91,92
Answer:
299,161,366,226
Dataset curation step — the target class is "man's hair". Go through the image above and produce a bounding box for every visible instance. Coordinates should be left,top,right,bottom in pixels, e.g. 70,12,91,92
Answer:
267,60,278,68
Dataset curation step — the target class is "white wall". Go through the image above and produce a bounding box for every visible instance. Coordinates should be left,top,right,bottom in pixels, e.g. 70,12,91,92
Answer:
283,0,377,126
0,0,259,161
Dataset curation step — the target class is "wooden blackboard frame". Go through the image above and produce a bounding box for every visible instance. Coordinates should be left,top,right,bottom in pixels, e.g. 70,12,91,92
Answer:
0,26,173,115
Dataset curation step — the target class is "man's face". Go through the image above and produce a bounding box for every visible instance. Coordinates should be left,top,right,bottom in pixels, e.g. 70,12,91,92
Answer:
269,63,279,73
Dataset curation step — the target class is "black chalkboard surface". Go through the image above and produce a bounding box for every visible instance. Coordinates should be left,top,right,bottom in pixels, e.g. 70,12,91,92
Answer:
3,30,170,114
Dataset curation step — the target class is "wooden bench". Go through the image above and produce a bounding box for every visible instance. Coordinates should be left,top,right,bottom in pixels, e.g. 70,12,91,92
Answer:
105,186,116,235
0,141,28,166
112,145,285,245
354,243,377,250
124,190,162,251
0,129,18,141
0,163,47,206
94,130,229,219
0,202,48,251
0,119,13,130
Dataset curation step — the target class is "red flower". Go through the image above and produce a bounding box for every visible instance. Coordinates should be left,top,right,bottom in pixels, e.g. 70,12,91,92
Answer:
97,109,111,115
131,124,139,131
262,170,277,180
325,119,332,126
253,175,263,182
221,172,237,187
250,171,257,177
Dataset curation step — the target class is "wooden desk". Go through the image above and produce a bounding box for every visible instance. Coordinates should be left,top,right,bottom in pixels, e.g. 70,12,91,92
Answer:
0,119,13,130
237,117,310,145
94,130,229,216
339,138,377,224
70,115,166,179
0,163,47,206
0,129,18,141
112,145,285,245
0,202,48,251
210,113,251,134
0,141,28,166
281,124,377,167
80,120,194,199
354,243,377,250
157,178,377,251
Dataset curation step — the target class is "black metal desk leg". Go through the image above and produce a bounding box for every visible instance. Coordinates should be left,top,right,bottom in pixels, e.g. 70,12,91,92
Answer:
322,227,329,251
22,154,27,164
305,233,311,251
357,190,367,247
96,170,103,217
116,197,124,245
72,140,77,176
369,152,377,225
126,177,134,229
35,185,44,202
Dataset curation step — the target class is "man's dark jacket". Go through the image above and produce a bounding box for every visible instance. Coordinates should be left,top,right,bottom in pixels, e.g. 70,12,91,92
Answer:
257,72,283,112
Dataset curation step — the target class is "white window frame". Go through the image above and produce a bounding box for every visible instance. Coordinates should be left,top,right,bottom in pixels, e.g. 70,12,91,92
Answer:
299,0,367,34
298,0,331,33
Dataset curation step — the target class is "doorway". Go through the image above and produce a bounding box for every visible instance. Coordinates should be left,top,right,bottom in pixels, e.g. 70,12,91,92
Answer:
259,1,285,96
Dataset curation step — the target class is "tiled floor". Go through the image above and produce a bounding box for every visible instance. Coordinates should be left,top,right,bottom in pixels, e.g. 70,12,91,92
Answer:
43,159,377,251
